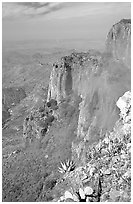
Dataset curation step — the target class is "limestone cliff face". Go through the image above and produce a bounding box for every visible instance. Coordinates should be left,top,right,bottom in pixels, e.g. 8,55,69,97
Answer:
47,60,69,103
47,19,131,161
106,19,131,68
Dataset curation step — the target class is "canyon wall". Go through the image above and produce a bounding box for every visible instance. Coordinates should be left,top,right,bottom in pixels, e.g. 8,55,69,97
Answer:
47,19,131,161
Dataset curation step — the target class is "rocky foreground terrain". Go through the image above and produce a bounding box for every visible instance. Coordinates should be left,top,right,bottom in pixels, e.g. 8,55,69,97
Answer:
2,19,131,202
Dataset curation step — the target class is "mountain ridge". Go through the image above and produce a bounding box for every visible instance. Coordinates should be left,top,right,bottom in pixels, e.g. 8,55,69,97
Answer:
2,19,131,202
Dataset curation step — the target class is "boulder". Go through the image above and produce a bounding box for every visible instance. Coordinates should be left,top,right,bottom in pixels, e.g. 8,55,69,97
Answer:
64,191,73,200
84,186,93,195
79,188,85,199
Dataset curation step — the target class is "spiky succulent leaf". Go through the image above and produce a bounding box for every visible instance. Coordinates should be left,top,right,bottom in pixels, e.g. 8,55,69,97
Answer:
66,160,70,167
58,159,76,174
60,162,67,170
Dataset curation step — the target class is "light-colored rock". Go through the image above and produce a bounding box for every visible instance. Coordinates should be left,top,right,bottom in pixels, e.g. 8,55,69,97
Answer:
60,196,65,201
72,194,79,202
121,150,125,155
123,123,131,135
86,197,90,202
64,191,73,200
90,167,96,176
103,137,110,144
123,170,131,178
116,91,131,120
104,169,111,175
84,186,93,195
79,188,85,199
109,189,120,199
45,154,48,159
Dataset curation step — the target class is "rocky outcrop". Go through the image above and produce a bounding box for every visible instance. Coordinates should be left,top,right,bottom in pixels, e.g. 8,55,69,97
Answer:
11,19,130,202
47,19,131,105
47,20,131,163
22,99,58,148
47,58,73,103
51,20,131,201
21,18,131,189
106,19,131,68
56,91,131,202
116,91,131,122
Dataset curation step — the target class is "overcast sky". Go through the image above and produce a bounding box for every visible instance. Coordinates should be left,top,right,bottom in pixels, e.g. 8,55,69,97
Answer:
2,2,131,43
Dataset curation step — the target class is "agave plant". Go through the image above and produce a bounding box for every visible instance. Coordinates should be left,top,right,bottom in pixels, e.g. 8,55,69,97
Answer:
58,159,76,174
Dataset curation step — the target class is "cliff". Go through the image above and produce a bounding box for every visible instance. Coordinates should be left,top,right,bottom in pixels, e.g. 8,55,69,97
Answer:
2,19,131,202
106,19,131,68
56,90,131,202
47,19,131,162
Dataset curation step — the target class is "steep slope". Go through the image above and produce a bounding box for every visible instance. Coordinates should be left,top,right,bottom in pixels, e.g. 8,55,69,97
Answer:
106,19,131,68
2,19,131,202
56,91,131,202
47,19,131,163
48,19,131,202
